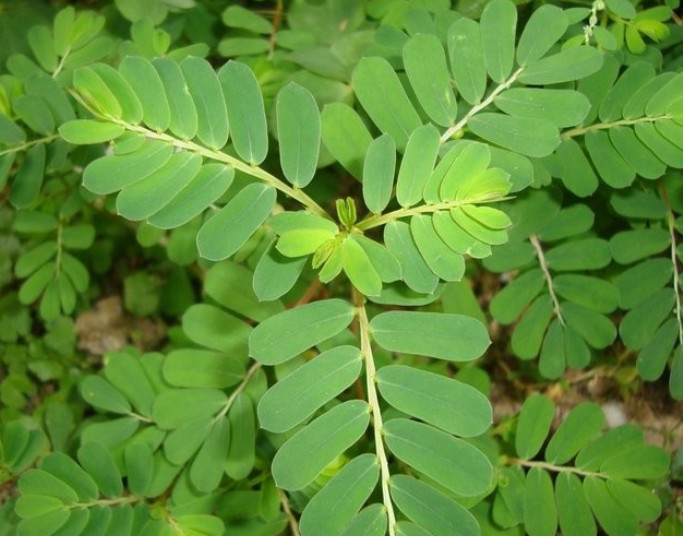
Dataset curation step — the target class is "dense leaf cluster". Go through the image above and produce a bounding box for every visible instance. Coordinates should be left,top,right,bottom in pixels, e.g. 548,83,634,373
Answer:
0,0,682,535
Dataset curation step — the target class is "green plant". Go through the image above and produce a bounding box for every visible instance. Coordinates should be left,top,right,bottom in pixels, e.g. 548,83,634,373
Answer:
0,0,682,535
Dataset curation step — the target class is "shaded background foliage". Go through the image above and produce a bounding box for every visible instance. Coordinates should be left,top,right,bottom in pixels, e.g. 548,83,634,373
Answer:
0,0,682,535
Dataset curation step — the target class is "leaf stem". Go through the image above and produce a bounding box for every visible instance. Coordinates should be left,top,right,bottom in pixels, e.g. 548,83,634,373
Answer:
70,494,140,509
356,195,511,231
529,234,565,325
0,134,61,157
659,183,683,345
55,219,63,278
354,290,397,536
278,488,301,536
505,457,605,479
562,115,671,139
52,46,71,79
439,67,525,143
216,361,262,421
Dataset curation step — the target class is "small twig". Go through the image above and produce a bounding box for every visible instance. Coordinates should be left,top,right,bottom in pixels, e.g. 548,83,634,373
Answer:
439,67,524,143
292,278,322,308
529,234,564,325
562,115,671,139
216,361,262,420
659,182,683,346
506,457,606,479
268,0,284,60
278,488,301,536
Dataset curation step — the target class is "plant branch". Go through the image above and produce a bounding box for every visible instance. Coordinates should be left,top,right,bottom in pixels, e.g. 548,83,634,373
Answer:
355,290,397,536
356,195,511,232
278,488,301,536
0,134,61,157
440,67,525,143
529,234,564,325
562,115,671,139
659,183,683,345
506,457,605,479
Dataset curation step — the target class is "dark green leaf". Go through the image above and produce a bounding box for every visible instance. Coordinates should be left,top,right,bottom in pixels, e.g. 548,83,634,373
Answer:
545,402,604,464
518,46,604,85
299,454,379,536
147,164,234,229
10,144,46,209
362,135,396,214
272,400,370,491
119,56,170,131
218,61,268,164
515,394,555,459
277,83,320,188
370,311,490,361
376,365,491,437
384,221,439,294
468,113,560,158
517,5,568,65
321,103,373,180
403,33,457,126
196,183,276,261
181,56,229,150
524,467,557,536
447,18,486,105
390,475,481,536
258,345,362,433
152,57,198,140
384,418,492,496
163,349,243,389
250,299,355,365
352,57,421,151
481,0,517,83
